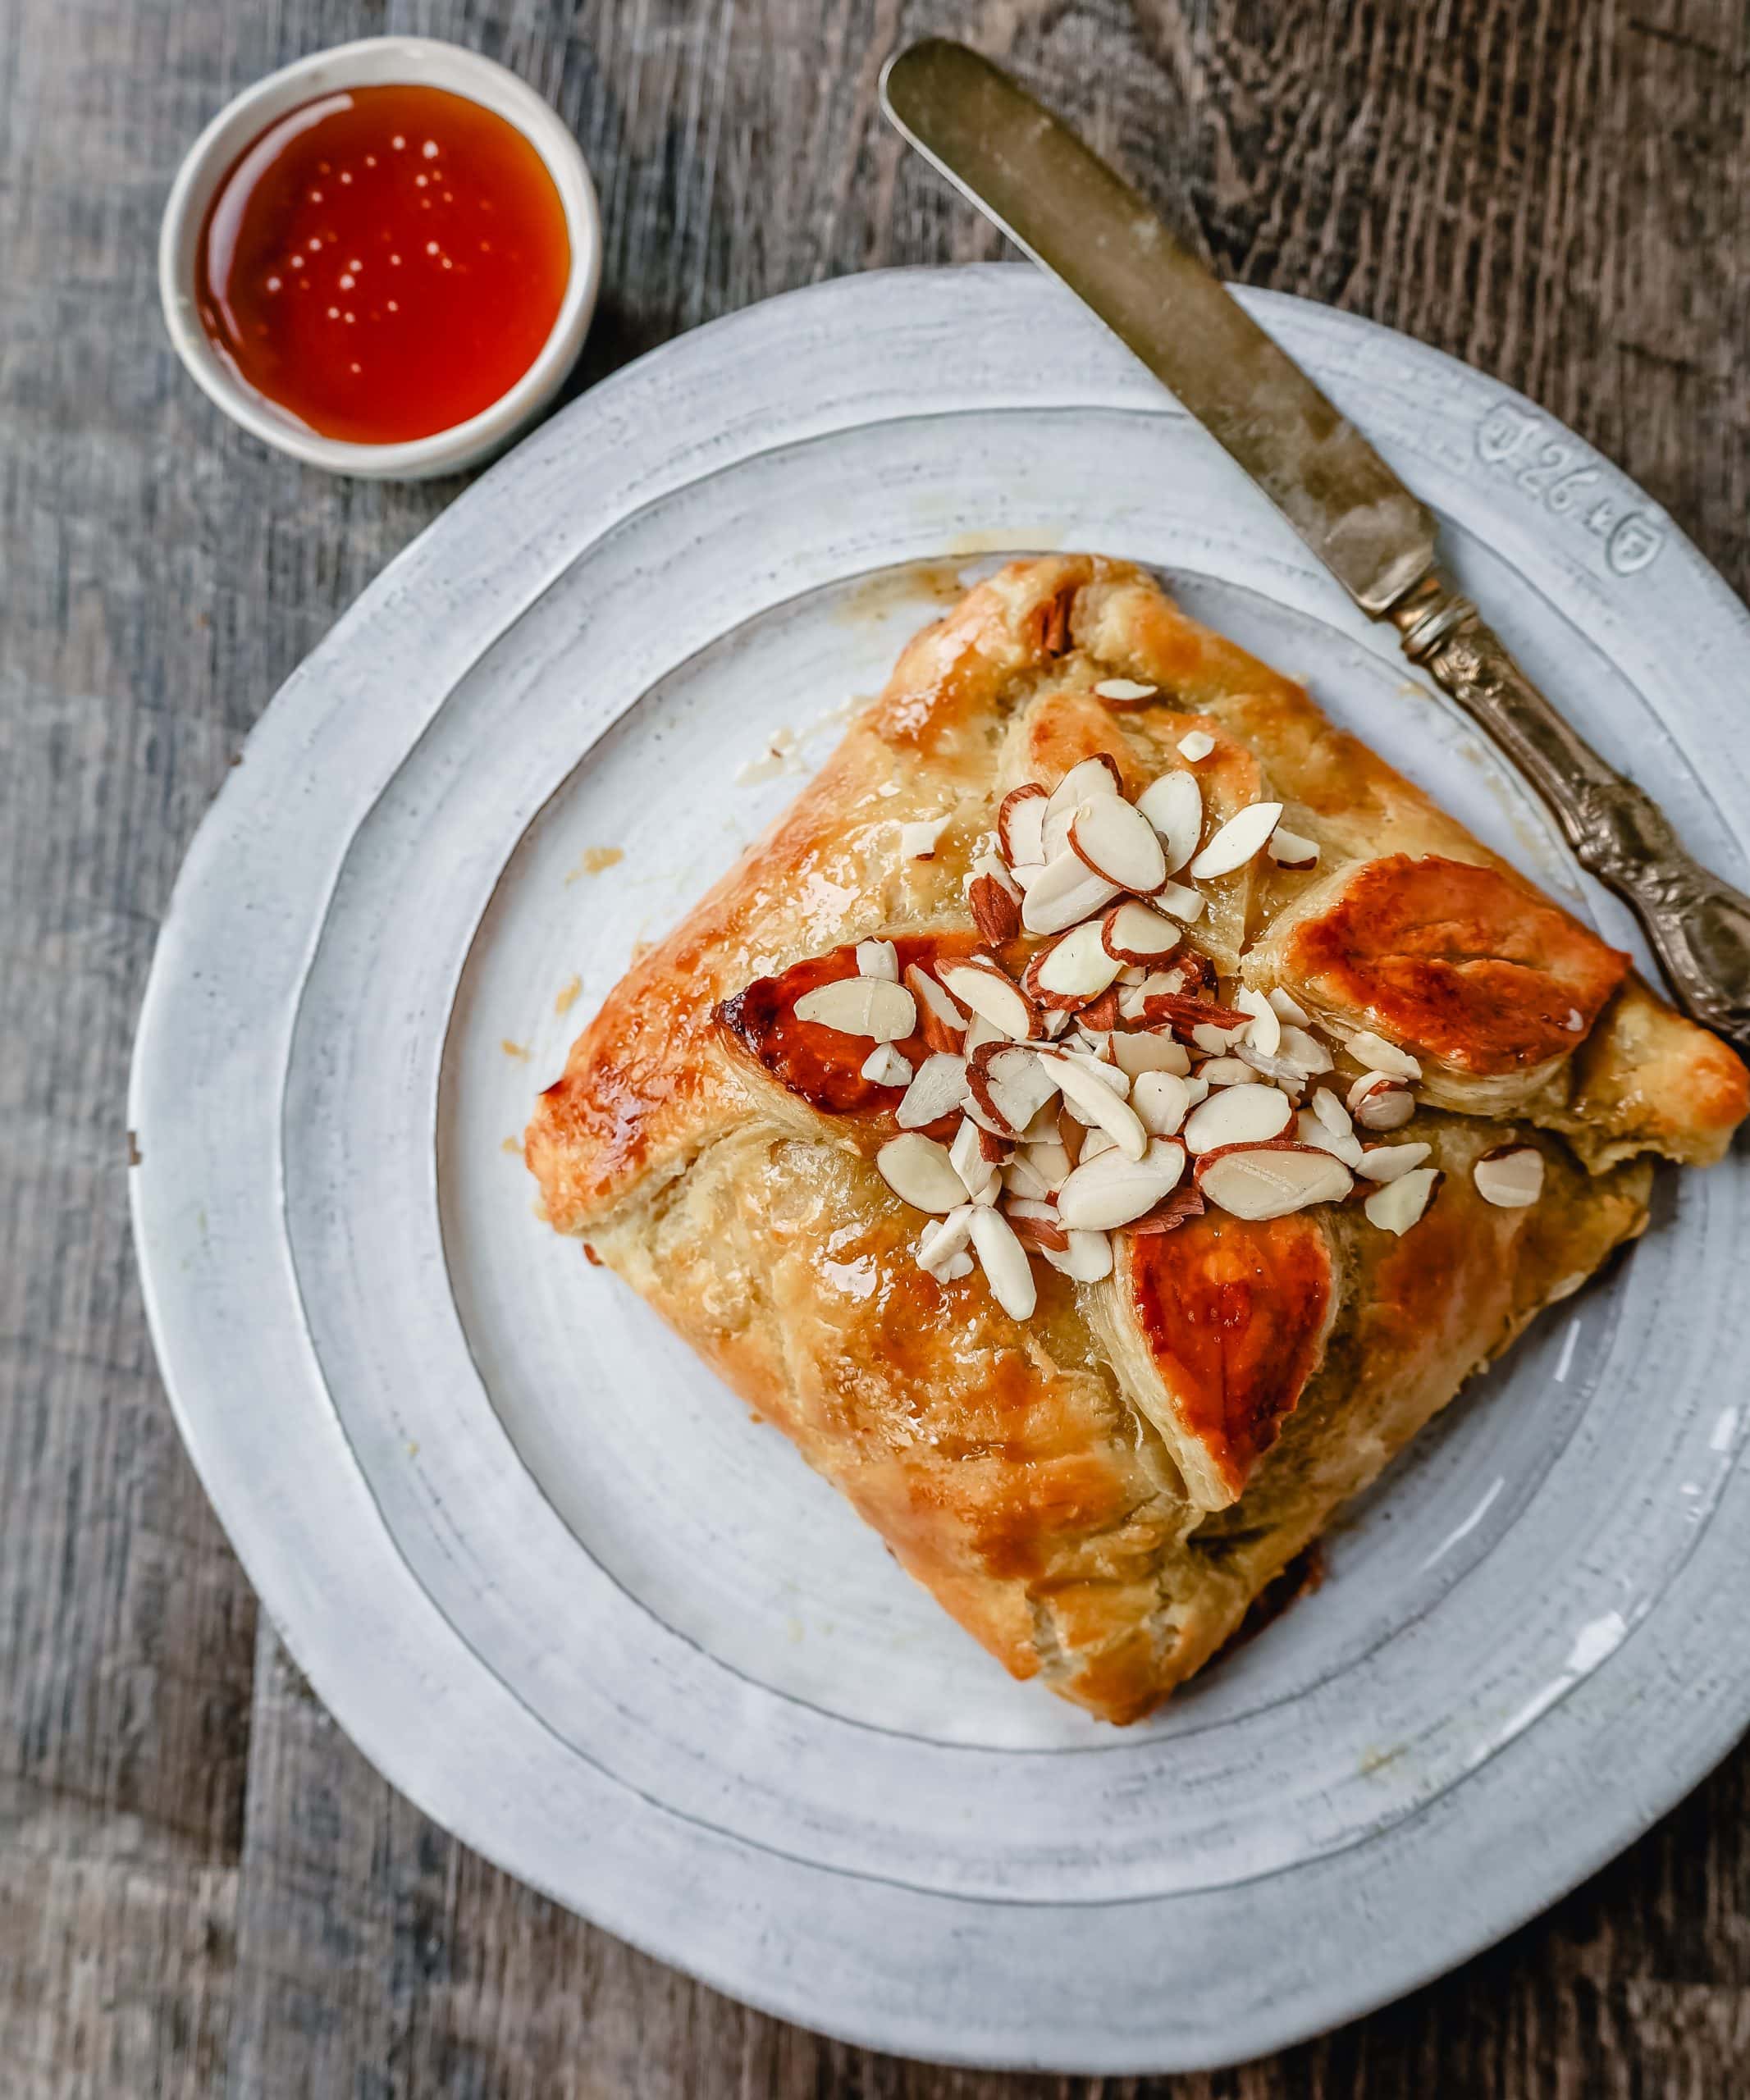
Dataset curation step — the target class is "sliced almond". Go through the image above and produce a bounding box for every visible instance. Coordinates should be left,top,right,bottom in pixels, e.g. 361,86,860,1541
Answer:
1018,1093,1062,1141
970,1044,1062,1136
997,783,1048,868
949,1116,1000,1200
860,1043,913,1088
916,1205,975,1279
1278,1025,1334,1075
969,872,1021,945
1177,729,1216,763
1043,1228,1115,1281
1268,987,1312,1026
1100,900,1181,966
905,964,966,1050
957,1092,1010,1140
1077,1125,1118,1161
1078,985,1121,1032
1189,800,1285,881
793,975,917,1041
1474,1145,1545,1208
1110,1029,1191,1079
1009,861,1043,894
1044,754,1123,820
1021,1138,1073,1192
1347,1070,1414,1130
1268,825,1320,870
1124,1185,1207,1236
1358,1140,1433,1183
1295,1107,1364,1168
1035,921,1125,1004
899,815,952,860
1196,1142,1352,1219
1139,993,1250,1039
1153,879,1206,922
1347,1029,1422,1081
938,957,1039,1041
1135,771,1204,875
962,1012,1003,1057
1234,984,1281,1057
1006,1210,1071,1256
1117,966,1188,1020
1044,1045,1131,1096
1236,1043,1313,1091
1163,953,1219,996
876,1132,966,1212
1191,1022,1248,1057
1048,1053,1149,1161
1195,1056,1259,1088
1057,1137,1186,1229
1364,1165,1441,1235
856,939,898,981
1132,1069,1192,1137
1018,945,1056,1009
1182,1083,1294,1153
1068,795,1167,893
895,1052,969,1130
1002,1153,1054,1201
967,851,1021,902
1137,971,1220,1007
969,1207,1037,1320
1094,677,1157,702
1020,849,1121,936
1309,1088,1353,1139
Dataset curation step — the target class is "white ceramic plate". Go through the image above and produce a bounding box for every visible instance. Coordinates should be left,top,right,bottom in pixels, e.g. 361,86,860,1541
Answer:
130,267,1750,2072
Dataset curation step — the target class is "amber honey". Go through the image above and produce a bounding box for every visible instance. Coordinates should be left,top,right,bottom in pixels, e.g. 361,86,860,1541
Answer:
195,83,570,445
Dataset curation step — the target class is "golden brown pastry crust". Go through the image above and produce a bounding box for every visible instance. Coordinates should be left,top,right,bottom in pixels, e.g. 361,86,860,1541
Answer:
526,556,1746,1724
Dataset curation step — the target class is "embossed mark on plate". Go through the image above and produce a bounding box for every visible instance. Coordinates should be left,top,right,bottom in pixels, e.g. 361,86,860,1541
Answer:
1475,403,1665,577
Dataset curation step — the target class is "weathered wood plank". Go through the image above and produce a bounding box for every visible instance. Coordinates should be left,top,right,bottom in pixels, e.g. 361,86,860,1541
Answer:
2,1779,238,2100
4,0,1749,2093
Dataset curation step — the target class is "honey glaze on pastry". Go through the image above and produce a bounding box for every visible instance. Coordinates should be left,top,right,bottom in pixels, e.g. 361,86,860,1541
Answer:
526,556,1748,1724
1252,851,1631,1116
719,935,1001,1132
1112,1213,1336,1509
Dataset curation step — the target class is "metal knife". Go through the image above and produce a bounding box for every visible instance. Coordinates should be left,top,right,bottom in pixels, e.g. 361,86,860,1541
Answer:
880,37,1750,1056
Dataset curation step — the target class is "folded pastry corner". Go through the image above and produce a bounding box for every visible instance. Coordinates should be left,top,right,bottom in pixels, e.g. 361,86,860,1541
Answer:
525,555,1746,1724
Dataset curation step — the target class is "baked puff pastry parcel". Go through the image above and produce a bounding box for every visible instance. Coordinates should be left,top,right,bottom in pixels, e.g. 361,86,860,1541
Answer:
527,556,1748,1724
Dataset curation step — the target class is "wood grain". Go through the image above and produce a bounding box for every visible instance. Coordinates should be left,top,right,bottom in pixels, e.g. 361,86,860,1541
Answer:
3,0,1748,2092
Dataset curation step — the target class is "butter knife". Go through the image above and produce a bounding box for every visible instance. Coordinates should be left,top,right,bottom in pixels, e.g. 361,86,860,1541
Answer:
880,37,1750,1056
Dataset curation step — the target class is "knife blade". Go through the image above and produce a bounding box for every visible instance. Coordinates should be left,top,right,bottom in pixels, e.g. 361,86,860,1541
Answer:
879,37,1750,1054
880,37,1436,616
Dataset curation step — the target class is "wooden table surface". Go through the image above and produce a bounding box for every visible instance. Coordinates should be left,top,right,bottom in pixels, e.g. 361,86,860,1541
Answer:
6,1,1749,2093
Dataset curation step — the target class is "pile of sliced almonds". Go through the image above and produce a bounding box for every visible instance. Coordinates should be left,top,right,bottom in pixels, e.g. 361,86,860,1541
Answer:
793,745,1546,1318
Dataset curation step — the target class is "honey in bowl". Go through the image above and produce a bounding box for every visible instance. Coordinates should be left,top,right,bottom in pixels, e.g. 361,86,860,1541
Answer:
195,83,570,445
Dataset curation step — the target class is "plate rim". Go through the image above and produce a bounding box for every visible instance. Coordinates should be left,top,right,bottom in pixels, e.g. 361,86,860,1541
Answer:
129,263,1750,2072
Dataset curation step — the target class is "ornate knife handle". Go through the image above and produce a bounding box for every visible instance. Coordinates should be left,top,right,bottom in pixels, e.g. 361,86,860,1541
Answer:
1387,574,1750,1058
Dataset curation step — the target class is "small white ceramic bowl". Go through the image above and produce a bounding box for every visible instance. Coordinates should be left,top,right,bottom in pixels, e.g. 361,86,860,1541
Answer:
160,37,602,479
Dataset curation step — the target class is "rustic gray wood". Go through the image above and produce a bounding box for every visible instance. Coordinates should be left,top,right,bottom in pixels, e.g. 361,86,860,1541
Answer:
4,0,1748,2092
